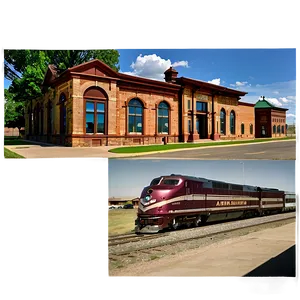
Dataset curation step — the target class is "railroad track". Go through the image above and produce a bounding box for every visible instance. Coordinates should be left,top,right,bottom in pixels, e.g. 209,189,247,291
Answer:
108,232,169,247
106,216,295,261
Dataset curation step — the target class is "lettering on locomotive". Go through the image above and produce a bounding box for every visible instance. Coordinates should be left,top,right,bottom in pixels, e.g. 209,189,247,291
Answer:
216,200,247,206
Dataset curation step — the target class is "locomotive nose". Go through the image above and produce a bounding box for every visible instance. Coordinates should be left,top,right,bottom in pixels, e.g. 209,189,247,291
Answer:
140,191,157,206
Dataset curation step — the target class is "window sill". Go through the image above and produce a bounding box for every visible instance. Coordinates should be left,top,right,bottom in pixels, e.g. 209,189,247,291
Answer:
85,133,105,135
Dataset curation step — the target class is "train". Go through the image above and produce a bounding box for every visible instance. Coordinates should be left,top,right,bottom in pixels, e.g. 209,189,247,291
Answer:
135,174,296,233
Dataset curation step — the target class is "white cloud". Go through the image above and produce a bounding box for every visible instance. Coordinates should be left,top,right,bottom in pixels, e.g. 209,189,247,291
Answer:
236,81,248,87
266,97,283,107
273,90,279,94
230,81,249,87
172,60,189,68
287,113,296,118
122,54,189,81
287,95,296,101
236,80,295,124
279,97,289,103
208,78,220,85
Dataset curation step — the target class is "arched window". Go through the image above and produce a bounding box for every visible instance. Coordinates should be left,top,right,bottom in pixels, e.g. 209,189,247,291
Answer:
59,93,67,135
250,124,253,135
128,98,143,133
273,125,276,134
47,100,52,135
220,108,226,135
230,111,235,134
158,101,169,134
281,125,285,134
277,125,280,133
241,123,245,135
84,87,107,134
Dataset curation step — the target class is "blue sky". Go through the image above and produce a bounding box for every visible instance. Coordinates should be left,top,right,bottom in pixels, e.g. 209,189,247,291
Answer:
118,49,296,124
4,49,296,124
109,159,295,198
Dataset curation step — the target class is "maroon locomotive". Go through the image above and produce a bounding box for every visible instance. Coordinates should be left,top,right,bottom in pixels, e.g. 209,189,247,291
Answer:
135,174,295,233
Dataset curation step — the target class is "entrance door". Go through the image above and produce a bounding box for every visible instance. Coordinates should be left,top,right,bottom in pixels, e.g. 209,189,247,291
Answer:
196,118,200,135
196,115,207,139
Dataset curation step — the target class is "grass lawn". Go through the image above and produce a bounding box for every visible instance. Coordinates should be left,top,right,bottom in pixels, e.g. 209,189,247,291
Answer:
108,208,137,236
109,137,295,154
0,147,25,161
4,136,36,146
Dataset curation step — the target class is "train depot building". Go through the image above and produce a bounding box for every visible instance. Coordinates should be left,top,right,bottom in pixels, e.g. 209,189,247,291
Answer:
254,96,288,138
25,59,287,147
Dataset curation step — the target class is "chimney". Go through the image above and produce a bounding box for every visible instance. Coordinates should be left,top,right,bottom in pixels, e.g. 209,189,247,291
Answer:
164,66,178,83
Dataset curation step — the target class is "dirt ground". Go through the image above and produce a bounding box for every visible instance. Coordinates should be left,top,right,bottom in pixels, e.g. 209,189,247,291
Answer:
108,208,137,235
110,221,295,276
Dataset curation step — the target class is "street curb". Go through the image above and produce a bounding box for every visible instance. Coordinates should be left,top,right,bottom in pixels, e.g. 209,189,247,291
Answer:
108,139,296,158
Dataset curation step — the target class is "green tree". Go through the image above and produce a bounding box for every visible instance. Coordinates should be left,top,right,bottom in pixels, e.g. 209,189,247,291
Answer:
4,89,25,135
47,50,120,72
7,51,49,102
4,50,120,102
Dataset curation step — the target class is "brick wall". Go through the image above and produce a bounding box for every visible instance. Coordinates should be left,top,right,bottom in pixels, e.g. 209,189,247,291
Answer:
213,98,255,140
237,103,255,138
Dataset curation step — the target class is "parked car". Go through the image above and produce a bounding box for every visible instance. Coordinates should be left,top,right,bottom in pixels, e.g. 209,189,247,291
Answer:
109,205,124,209
123,204,134,209
108,205,116,210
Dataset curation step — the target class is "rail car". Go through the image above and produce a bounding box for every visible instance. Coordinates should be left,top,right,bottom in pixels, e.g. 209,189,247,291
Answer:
135,174,296,233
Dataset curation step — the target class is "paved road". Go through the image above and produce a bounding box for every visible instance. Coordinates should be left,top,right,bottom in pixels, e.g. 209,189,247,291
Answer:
137,140,296,160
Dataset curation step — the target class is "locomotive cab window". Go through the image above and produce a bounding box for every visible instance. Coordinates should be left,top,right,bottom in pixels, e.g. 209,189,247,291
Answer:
150,178,161,185
162,179,180,186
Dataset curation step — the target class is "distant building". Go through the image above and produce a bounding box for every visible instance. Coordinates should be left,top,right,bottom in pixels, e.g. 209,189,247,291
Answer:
108,197,139,207
254,97,288,138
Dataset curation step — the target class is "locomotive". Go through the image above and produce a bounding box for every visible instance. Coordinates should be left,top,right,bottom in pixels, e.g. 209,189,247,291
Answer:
135,174,296,233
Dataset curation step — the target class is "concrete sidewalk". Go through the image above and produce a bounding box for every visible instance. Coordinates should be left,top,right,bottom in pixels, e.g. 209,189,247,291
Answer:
4,138,294,159
114,222,296,276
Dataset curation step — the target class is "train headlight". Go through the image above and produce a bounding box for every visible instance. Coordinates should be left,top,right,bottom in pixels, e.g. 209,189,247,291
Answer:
147,188,153,194
145,195,151,201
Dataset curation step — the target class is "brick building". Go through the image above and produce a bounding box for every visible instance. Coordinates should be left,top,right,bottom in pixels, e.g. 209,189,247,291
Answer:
25,59,257,147
254,97,288,138
108,197,139,207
